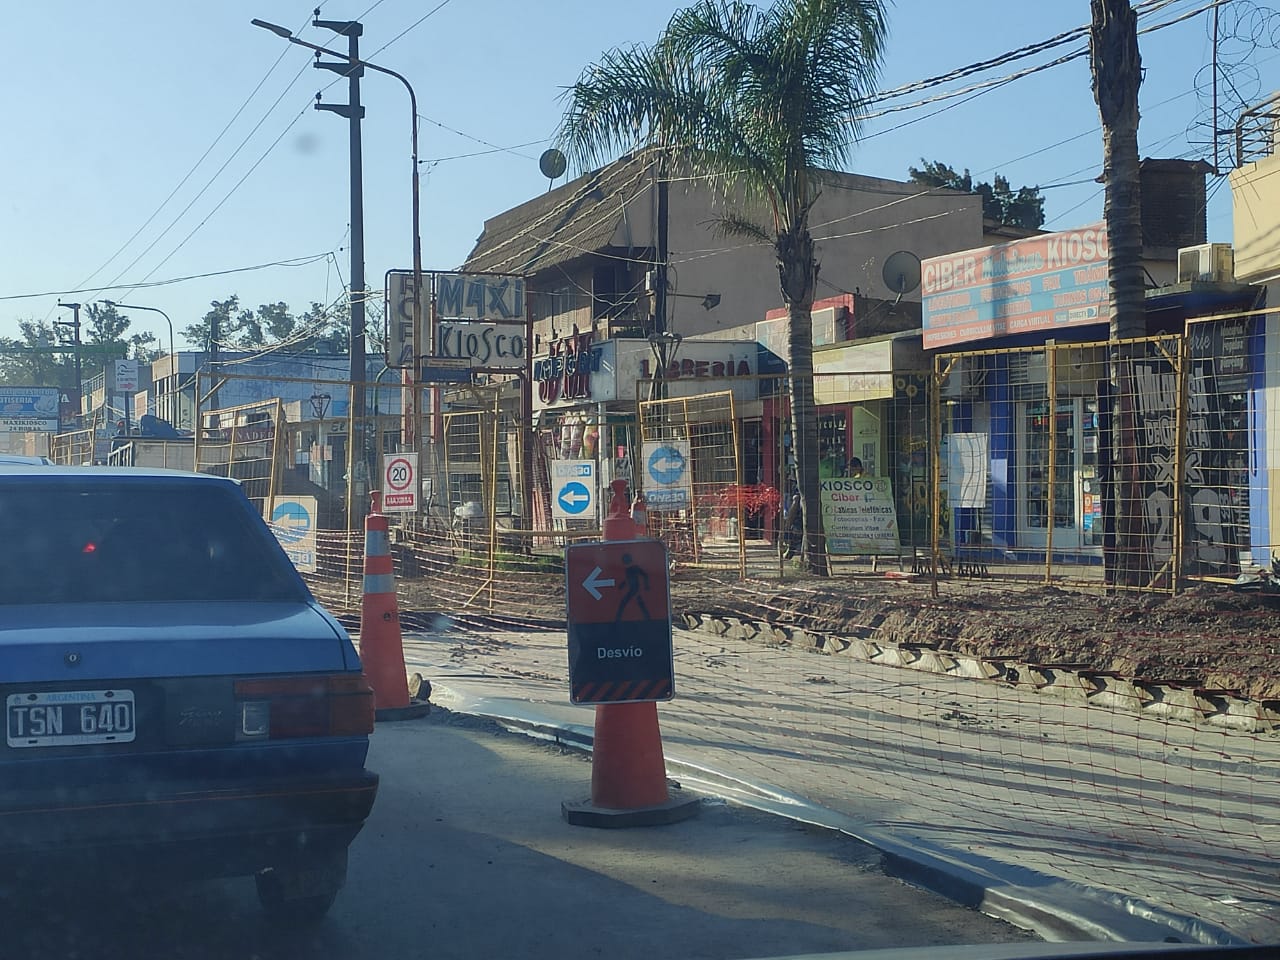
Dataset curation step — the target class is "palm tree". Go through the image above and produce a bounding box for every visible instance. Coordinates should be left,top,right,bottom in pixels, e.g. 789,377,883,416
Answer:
1089,0,1146,586
556,0,889,575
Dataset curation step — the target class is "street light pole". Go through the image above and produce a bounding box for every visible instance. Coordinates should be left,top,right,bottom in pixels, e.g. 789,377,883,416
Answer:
251,16,424,500
310,15,366,438
102,300,175,424
55,302,83,426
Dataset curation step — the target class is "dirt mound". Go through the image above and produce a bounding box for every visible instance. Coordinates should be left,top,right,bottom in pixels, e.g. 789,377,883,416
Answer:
669,575,1280,703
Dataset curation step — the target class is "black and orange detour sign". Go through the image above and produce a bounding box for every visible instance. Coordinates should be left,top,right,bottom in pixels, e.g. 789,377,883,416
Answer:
565,539,674,704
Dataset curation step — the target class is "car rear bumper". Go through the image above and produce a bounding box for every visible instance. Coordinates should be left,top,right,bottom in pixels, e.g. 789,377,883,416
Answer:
0,770,378,877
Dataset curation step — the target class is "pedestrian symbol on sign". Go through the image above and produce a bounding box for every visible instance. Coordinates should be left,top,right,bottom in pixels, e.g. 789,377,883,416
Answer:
614,553,652,622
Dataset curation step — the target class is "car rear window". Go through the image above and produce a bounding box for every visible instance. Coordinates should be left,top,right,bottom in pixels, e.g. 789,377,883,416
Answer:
0,479,309,605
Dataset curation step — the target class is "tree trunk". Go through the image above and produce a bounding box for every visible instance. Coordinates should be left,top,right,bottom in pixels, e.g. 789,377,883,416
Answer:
777,221,828,576
1091,0,1146,587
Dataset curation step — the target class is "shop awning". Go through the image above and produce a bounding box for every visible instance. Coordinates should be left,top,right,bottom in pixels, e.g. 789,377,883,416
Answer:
813,338,897,404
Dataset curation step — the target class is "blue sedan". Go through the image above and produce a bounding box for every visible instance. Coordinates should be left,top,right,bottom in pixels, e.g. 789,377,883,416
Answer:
0,466,378,922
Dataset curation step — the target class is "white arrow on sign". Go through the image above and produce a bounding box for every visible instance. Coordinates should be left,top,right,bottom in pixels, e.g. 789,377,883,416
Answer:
582,566,615,600
559,490,590,506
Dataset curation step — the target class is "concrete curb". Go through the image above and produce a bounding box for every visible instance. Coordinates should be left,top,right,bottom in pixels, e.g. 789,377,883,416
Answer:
677,614,1279,736
431,683,1242,948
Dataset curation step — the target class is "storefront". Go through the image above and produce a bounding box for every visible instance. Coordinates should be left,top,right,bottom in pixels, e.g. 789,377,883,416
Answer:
924,223,1261,573
759,330,930,547
531,333,759,531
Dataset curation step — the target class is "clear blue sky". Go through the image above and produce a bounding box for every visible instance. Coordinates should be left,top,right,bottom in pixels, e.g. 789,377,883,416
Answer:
3,0,1272,350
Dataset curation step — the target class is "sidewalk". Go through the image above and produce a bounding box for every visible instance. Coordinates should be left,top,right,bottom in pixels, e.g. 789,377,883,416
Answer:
403,624,1278,946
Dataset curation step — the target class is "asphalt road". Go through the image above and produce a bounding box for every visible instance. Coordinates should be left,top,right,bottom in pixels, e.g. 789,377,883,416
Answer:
2,709,1034,960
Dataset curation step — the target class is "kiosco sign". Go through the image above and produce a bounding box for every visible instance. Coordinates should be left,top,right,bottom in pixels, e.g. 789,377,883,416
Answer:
0,387,60,433
819,477,900,556
921,223,1110,349
385,269,527,370
436,322,526,367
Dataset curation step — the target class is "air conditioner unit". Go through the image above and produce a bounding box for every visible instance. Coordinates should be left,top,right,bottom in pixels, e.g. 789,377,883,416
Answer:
1007,351,1047,387
1177,243,1235,284
939,356,986,398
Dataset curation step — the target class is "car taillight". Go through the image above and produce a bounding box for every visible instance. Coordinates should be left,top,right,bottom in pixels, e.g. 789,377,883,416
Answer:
234,674,375,740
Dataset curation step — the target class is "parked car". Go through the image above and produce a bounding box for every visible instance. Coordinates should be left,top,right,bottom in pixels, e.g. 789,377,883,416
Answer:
0,465,378,922
0,454,51,465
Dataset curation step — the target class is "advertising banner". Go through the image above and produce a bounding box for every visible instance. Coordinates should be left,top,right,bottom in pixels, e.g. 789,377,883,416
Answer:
0,387,60,433
820,477,900,555
922,223,1110,349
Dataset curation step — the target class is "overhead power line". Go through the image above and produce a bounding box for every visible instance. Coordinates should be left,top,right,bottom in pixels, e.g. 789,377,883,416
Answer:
64,7,324,315
0,253,335,304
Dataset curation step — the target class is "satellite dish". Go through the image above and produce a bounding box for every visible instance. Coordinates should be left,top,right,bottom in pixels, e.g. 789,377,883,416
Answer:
882,250,922,297
539,148,567,181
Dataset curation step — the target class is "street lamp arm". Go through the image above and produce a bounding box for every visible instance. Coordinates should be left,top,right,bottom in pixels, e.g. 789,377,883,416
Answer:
250,19,416,114
253,14,424,444
250,16,422,293
100,300,175,360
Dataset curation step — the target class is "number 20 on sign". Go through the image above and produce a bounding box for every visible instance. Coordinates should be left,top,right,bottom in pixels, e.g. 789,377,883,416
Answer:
382,453,419,513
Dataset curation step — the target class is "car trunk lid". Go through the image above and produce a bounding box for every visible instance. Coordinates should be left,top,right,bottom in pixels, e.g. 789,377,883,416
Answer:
0,601,352,681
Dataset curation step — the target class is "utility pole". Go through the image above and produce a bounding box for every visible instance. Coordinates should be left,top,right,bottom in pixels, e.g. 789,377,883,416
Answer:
55,302,83,426
313,14,366,425
655,160,669,342
648,156,671,404
208,309,221,415
313,12,366,529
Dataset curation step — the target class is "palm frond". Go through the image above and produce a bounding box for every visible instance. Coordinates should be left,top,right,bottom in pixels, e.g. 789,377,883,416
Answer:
556,0,890,241
704,213,774,244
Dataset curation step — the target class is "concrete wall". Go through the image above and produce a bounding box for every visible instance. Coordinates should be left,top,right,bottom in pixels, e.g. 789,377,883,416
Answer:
659,173,983,341
1230,154,1280,283
526,170,984,347
1229,158,1280,564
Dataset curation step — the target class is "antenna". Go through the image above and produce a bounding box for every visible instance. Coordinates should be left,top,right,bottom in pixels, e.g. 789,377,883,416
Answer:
882,250,921,304
539,148,567,186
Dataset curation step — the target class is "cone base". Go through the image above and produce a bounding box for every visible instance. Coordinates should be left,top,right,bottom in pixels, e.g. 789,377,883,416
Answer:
375,698,432,722
562,789,701,829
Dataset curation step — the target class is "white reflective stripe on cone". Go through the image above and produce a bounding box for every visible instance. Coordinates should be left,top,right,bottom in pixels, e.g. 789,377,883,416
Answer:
363,574,396,595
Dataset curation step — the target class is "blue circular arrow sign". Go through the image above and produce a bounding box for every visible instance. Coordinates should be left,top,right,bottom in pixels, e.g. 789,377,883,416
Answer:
647,445,687,486
558,480,593,515
271,501,312,544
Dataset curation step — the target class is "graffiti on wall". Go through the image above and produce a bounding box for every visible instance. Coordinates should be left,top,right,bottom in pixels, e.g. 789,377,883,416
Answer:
1186,319,1251,577
1132,360,1177,568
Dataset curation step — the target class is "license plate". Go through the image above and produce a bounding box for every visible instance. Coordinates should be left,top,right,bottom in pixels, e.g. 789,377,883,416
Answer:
7,690,136,747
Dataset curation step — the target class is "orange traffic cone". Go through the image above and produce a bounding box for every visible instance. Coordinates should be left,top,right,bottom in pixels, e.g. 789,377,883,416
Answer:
359,492,430,721
590,701,670,809
630,491,649,538
562,480,699,828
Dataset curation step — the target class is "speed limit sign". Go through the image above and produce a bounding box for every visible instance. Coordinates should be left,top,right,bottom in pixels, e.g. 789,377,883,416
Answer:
382,453,419,513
